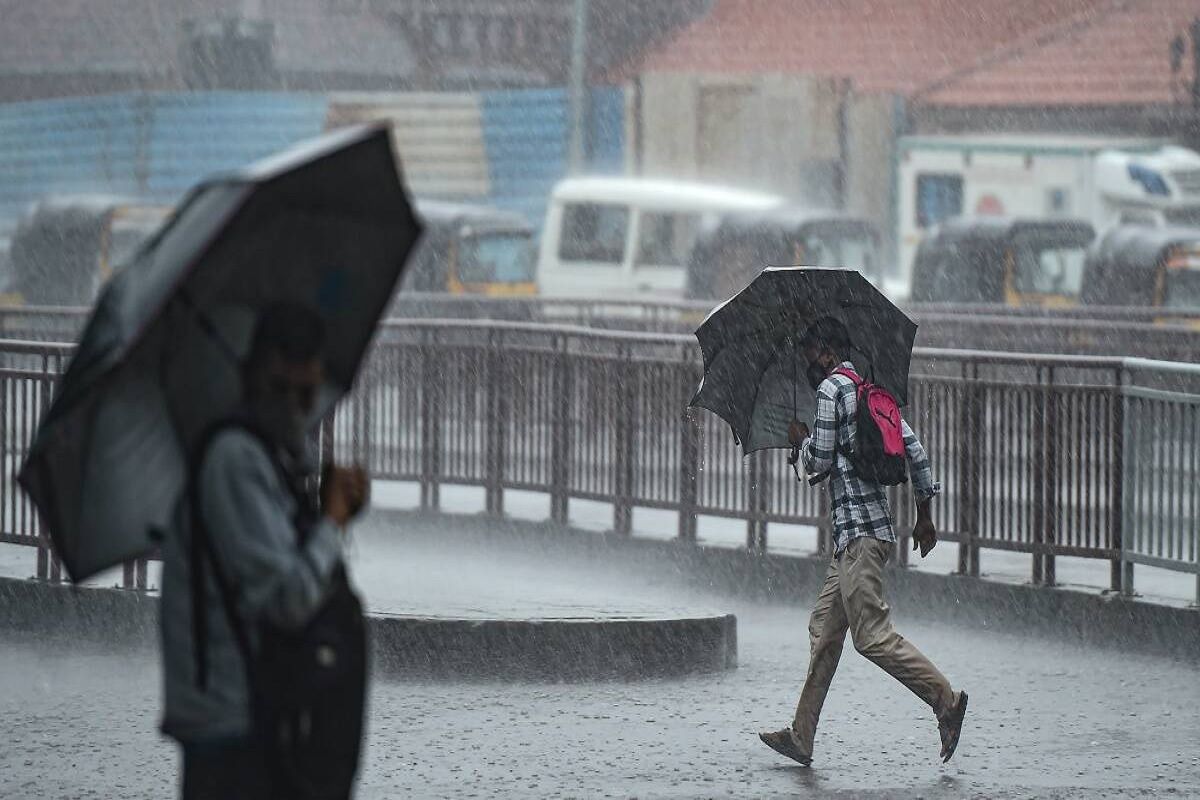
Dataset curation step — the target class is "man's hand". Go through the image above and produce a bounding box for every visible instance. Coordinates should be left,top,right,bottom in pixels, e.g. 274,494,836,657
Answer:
321,464,370,527
788,420,810,446
912,499,937,557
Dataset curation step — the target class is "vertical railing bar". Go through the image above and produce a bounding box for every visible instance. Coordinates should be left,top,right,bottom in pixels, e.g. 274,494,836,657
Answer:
1169,396,1181,564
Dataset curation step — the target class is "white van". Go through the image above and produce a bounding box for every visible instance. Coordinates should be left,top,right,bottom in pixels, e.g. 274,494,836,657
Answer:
537,177,784,299
895,134,1200,297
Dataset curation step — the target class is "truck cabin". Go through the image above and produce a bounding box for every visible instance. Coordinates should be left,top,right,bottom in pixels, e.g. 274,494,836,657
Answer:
404,200,536,296
685,209,882,301
909,216,1095,308
1081,226,1200,315
8,196,171,307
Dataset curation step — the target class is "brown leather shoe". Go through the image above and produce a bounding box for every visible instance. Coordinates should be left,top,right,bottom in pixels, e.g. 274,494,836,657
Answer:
758,729,812,766
938,691,968,763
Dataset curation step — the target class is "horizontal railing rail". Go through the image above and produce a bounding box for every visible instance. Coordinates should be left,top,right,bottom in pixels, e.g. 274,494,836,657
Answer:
4,295,1199,361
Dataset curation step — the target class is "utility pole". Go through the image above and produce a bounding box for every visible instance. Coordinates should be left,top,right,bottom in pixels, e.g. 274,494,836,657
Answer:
1192,18,1200,111
567,0,588,174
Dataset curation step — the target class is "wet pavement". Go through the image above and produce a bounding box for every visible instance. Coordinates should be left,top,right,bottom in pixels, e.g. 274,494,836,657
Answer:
1,511,1198,799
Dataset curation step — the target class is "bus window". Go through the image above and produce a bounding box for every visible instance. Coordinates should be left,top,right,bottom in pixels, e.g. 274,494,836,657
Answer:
710,239,765,299
804,233,878,276
1164,267,1200,310
558,203,628,263
1014,244,1086,296
459,233,535,284
915,174,963,229
914,243,1001,303
635,212,701,267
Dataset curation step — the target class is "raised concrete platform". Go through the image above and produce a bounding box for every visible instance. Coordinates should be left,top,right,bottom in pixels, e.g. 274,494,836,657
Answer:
0,515,742,682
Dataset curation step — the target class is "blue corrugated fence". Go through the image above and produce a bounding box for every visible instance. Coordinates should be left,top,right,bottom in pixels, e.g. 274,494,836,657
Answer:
0,88,625,228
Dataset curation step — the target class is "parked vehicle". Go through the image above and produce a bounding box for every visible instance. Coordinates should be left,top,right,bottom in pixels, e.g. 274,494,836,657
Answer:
403,200,536,296
0,234,14,304
537,177,785,299
909,216,1095,307
685,208,882,300
7,196,172,306
897,134,1200,294
1081,226,1200,316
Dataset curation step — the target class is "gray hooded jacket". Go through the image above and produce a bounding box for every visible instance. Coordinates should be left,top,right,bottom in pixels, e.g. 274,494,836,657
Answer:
159,428,343,742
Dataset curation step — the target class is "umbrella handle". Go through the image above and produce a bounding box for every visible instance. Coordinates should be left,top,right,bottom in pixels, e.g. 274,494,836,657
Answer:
788,445,804,484
788,445,829,486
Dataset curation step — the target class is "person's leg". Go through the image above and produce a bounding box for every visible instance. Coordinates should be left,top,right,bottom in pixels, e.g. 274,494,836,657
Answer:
839,537,956,718
181,736,273,800
788,556,851,756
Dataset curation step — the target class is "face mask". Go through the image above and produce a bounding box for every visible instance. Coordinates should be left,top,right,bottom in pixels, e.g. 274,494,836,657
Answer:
250,396,309,457
806,361,827,391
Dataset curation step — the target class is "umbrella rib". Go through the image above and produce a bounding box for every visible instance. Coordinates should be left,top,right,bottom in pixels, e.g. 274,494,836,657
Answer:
741,342,793,452
177,289,241,367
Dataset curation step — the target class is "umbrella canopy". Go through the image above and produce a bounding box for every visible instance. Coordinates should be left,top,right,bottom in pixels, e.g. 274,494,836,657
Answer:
18,124,422,581
689,267,916,454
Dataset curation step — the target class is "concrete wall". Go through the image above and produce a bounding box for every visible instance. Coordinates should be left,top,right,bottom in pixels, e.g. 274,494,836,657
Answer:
845,91,903,267
637,71,843,206
637,71,904,263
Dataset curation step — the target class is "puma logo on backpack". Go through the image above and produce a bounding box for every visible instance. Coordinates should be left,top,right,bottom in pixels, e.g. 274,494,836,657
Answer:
834,367,908,486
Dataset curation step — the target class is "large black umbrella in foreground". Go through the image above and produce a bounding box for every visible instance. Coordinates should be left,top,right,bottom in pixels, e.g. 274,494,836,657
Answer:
19,124,422,581
688,267,916,454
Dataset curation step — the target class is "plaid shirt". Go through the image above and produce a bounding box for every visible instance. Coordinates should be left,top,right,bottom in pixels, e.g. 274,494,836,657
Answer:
800,362,941,555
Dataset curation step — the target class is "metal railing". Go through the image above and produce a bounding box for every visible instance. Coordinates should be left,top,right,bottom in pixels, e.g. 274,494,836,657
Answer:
0,340,72,583
344,320,1196,601
1,321,1197,603
4,296,1199,360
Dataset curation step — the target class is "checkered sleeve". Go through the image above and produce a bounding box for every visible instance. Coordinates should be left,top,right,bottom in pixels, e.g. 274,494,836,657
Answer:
800,382,838,475
901,418,941,501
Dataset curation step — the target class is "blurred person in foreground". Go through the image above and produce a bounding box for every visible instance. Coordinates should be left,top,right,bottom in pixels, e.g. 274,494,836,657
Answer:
160,303,370,799
759,318,968,768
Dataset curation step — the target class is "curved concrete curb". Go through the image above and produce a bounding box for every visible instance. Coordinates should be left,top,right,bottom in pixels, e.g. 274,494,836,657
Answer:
0,578,739,681
371,613,738,681
0,576,157,640
369,511,1200,663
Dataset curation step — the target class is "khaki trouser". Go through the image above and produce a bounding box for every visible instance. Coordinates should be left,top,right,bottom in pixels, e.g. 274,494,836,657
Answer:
791,536,954,756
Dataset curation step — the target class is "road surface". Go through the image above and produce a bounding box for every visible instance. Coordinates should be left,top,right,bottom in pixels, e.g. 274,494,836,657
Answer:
0,510,1197,799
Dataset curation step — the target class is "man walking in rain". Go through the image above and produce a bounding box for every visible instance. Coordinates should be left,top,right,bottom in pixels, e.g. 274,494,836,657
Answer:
759,318,968,767
160,304,369,799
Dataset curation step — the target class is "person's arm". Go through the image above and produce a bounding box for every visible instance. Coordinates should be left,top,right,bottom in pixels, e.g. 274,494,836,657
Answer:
800,383,838,475
902,418,941,555
199,431,343,631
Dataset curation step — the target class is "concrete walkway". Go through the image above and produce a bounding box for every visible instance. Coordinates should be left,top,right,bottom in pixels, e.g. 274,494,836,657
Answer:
1,510,1198,799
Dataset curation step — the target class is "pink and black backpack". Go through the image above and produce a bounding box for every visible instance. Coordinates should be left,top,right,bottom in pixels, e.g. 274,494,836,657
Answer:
834,367,908,486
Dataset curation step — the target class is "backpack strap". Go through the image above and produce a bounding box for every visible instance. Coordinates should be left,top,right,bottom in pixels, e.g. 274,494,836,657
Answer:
191,478,256,691
189,419,262,691
832,366,863,386
189,418,305,692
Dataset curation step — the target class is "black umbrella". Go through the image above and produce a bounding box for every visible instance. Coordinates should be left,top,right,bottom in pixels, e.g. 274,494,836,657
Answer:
689,266,916,454
18,124,422,581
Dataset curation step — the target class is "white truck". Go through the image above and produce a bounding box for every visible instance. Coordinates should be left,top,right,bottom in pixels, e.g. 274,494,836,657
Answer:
895,134,1200,298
